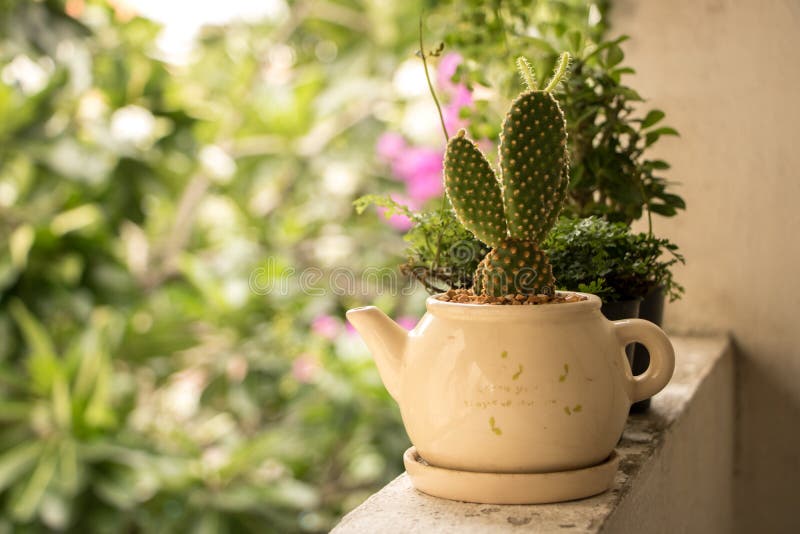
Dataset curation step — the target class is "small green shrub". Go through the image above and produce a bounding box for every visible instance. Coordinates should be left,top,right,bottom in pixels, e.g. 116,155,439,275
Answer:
354,195,489,293
543,217,684,302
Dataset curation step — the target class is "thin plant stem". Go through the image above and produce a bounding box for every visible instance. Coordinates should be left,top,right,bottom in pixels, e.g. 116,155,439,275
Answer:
419,17,449,143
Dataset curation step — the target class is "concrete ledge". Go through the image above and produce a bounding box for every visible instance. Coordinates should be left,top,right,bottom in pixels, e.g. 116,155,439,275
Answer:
333,336,734,534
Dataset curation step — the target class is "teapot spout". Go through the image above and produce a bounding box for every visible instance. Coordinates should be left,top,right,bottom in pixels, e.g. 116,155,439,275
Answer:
346,306,408,401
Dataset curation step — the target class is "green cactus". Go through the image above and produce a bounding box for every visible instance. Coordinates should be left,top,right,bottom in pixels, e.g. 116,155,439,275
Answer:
444,54,570,297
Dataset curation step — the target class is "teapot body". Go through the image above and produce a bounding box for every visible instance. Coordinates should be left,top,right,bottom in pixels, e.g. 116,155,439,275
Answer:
397,294,646,473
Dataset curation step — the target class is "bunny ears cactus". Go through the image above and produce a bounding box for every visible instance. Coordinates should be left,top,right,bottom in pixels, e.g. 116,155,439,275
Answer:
444,53,571,296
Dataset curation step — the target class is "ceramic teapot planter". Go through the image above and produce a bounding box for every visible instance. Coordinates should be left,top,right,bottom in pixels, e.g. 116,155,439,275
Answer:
346,292,675,504
347,55,676,503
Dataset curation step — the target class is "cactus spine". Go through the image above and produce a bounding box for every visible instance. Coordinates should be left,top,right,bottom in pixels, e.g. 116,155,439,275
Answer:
444,54,570,297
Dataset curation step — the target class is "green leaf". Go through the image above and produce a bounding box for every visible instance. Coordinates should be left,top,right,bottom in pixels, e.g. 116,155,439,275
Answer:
606,43,624,67
71,327,103,403
9,300,60,393
0,442,42,492
9,225,35,270
9,301,56,362
84,354,115,429
0,401,30,422
523,36,556,55
566,30,584,55
648,159,671,170
616,86,644,101
57,440,80,495
659,193,687,209
645,127,680,146
9,450,57,522
50,204,103,236
642,110,665,128
648,203,678,216
583,35,630,62
611,66,636,77
353,195,412,218
195,512,222,534
51,373,72,431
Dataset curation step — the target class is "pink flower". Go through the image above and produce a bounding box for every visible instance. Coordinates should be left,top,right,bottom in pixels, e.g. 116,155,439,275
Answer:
443,84,474,133
396,315,418,331
450,82,474,109
391,147,444,203
435,53,476,135
376,132,407,161
377,194,418,231
292,353,319,383
477,138,496,155
378,209,413,230
437,53,462,93
311,315,341,340
376,134,443,206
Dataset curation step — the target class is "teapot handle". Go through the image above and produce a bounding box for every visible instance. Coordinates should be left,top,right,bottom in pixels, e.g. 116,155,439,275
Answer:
613,319,676,404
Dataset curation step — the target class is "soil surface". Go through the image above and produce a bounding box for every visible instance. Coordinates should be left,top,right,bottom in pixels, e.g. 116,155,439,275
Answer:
435,289,587,305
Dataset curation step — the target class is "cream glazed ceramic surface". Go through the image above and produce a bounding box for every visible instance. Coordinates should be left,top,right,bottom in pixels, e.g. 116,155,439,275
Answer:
346,292,675,474
403,446,620,504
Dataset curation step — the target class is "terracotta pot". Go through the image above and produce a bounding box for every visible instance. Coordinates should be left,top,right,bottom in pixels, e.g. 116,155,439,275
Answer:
347,292,674,474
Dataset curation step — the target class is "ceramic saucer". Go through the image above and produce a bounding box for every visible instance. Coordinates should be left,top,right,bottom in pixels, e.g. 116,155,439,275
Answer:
403,447,619,504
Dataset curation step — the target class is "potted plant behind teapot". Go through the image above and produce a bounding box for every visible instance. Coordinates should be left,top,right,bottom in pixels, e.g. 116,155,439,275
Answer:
347,55,676,504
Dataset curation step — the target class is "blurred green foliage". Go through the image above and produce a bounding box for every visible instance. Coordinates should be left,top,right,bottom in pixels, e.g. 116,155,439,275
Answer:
0,0,621,531
0,0,426,531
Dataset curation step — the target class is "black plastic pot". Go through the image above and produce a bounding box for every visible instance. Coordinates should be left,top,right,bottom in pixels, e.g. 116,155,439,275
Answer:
629,287,666,412
599,298,642,361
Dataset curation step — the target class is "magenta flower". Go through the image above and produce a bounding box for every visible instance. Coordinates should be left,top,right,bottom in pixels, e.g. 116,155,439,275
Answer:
375,133,442,208
377,193,418,231
437,53,474,133
345,321,356,335
376,132,407,161
477,138,496,155
378,208,412,230
396,315,418,331
443,84,474,133
437,53,462,93
450,81,474,108
311,314,341,340
391,146,444,203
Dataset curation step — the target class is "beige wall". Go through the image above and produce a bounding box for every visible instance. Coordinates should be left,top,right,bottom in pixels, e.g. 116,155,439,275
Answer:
612,0,800,531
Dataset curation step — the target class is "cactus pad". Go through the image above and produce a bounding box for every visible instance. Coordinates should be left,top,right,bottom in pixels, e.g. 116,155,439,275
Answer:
473,257,488,294
480,239,554,296
444,132,508,247
500,91,568,243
